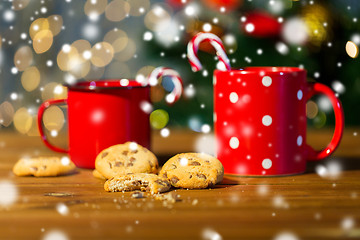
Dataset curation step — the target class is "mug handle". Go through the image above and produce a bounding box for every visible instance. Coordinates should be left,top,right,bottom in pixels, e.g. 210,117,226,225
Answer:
306,83,344,161
37,99,69,153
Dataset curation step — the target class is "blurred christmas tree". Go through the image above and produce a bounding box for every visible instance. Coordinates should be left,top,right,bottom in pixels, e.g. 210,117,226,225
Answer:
149,0,360,130
0,0,359,136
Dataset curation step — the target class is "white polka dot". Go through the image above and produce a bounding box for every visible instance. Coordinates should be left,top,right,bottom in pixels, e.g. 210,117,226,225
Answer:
297,90,303,100
229,137,239,149
297,135,303,146
262,115,272,126
229,92,239,103
262,158,272,169
262,76,272,87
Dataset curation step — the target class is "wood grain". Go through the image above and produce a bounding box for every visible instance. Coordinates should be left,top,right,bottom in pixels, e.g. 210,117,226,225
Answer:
0,130,360,239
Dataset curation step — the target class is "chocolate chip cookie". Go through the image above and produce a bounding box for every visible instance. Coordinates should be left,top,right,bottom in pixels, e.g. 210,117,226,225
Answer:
95,142,159,179
159,153,224,189
12,156,76,177
104,173,171,194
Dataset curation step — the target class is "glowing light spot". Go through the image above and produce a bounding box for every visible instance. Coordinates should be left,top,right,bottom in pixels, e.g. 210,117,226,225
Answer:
3,10,15,22
229,137,239,149
184,5,196,16
202,228,222,240
42,230,68,240
60,156,70,166
160,128,170,138
120,79,129,86
262,115,272,126
281,17,308,45
150,109,169,129
143,31,153,41
346,41,359,58
202,23,212,32
46,60,53,67
140,101,153,114
179,157,188,166
332,81,346,94
275,42,289,55
274,231,299,240
184,84,195,98
50,130,58,137
0,181,18,207
62,44,71,53
11,67,18,74
91,109,104,124
341,216,355,230
129,142,138,152
201,124,211,133
245,23,255,33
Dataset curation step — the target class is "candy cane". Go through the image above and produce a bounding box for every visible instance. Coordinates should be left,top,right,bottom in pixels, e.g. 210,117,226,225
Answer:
148,67,183,104
187,32,231,72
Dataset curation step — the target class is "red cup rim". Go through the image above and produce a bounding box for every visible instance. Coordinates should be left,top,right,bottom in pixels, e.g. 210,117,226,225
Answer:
215,66,306,74
64,79,148,91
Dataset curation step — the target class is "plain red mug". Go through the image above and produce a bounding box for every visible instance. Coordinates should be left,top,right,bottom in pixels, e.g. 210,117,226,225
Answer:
38,80,151,169
214,67,344,176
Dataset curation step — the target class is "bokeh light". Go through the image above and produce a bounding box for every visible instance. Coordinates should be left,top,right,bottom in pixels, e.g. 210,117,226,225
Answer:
13,107,32,134
0,180,18,207
105,61,130,79
144,5,171,32
0,101,15,127
281,17,309,45
313,111,326,128
113,38,136,62
14,46,33,71
345,41,359,58
29,18,49,40
21,66,40,92
12,0,31,10
150,109,169,129
33,29,53,54
47,15,63,36
129,0,150,17
42,230,68,240
105,0,130,22
84,0,108,19
103,29,128,53
90,42,114,67
306,100,318,119
43,106,65,132
136,65,155,85
57,44,80,72
41,82,67,101
84,65,105,80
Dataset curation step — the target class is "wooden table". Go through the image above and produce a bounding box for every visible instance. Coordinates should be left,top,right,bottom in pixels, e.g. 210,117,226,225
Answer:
0,129,360,239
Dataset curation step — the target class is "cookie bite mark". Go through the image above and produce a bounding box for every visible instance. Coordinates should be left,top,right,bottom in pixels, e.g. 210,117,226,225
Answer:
104,173,171,194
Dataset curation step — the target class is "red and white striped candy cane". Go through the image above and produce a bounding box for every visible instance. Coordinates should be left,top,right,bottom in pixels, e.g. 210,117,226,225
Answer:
148,67,183,104
187,32,231,72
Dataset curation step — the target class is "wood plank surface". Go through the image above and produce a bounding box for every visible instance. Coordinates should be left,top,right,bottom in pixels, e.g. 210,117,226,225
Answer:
0,129,360,239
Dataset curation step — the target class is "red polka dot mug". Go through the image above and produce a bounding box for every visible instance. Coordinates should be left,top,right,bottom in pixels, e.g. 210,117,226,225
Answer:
214,67,344,176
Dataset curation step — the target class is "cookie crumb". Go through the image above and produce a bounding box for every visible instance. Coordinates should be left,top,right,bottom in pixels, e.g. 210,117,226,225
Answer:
131,191,145,199
192,199,199,206
155,192,181,203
